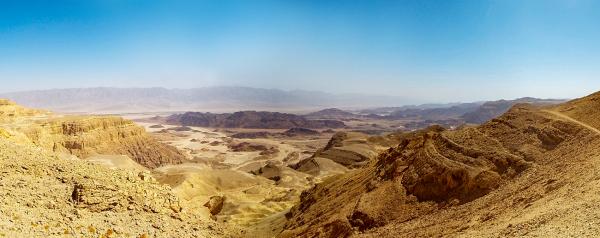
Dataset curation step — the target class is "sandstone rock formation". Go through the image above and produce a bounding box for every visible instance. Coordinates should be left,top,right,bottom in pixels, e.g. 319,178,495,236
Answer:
204,196,226,216
281,93,600,237
292,131,403,178
0,136,229,237
19,116,185,169
282,127,320,137
251,162,283,181
228,141,272,152
0,99,48,122
231,131,272,139
0,100,235,237
308,132,397,169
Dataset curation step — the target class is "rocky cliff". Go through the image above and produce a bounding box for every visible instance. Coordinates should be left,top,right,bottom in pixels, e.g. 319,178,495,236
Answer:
0,99,48,122
0,100,234,237
19,116,185,169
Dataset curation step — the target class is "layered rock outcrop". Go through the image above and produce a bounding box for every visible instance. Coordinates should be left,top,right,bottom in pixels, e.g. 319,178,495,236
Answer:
0,99,48,122
294,132,401,174
0,136,228,237
281,102,591,237
20,116,185,168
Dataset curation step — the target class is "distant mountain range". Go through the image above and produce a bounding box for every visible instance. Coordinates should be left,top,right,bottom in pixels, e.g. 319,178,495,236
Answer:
0,87,568,123
377,98,566,123
0,87,412,113
461,97,567,124
356,102,485,115
307,97,567,126
164,111,345,129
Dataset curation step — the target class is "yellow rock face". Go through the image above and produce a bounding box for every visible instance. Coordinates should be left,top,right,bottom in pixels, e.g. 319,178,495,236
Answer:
0,135,228,237
0,99,48,122
0,100,233,237
0,99,185,169
0,99,14,106
0,128,10,138
18,116,186,169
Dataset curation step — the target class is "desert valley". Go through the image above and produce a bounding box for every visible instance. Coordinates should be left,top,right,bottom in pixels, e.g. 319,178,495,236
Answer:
2,87,600,237
2,1,599,237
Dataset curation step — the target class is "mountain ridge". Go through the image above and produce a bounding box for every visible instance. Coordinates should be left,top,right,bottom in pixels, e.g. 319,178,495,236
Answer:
279,91,600,237
164,111,346,129
0,87,412,113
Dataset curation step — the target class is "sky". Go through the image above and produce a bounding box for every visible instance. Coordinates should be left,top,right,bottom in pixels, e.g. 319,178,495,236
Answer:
0,0,599,103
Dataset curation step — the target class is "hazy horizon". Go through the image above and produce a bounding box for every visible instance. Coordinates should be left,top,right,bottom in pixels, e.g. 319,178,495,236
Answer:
0,86,574,106
1,1,599,103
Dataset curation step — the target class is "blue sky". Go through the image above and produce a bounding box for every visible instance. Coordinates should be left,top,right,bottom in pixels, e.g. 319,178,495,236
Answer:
0,0,599,102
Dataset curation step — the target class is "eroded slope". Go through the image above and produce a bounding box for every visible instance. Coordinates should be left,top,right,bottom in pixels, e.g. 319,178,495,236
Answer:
6,116,185,169
0,136,230,237
281,99,600,237
294,131,403,177
0,99,48,122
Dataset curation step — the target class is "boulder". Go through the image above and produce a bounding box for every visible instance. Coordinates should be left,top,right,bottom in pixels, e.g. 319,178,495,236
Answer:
204,196,226,216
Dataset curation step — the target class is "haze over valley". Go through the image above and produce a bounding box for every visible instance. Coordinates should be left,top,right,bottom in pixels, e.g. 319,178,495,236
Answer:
0,87,413,113
1,1,600,238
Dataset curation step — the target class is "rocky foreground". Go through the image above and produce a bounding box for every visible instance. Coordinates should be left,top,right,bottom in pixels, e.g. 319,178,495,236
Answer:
0,137,230,237
0,100,234,237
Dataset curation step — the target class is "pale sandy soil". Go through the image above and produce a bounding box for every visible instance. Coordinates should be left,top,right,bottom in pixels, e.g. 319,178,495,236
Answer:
134,122,332,237
85,155,148,171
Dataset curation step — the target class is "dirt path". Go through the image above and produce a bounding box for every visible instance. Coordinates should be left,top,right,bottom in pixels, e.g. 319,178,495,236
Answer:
542,109,600,135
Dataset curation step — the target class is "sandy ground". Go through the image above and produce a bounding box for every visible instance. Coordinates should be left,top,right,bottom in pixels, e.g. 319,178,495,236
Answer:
85,155,149,171
133,122,331,237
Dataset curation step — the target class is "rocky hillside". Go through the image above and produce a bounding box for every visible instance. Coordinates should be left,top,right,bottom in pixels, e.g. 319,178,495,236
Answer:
384,103,481,121
293,131,403,176
280,92,600,237
462,97,565,124
0,100,185,169
0,135,229,237
15,116,186,169
166,111,345,129
0,99,48,122
551,91,600,129
0,100,233,237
